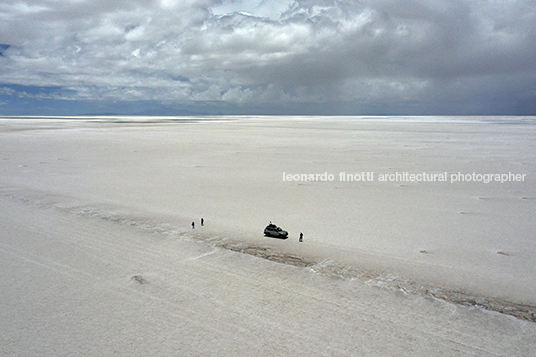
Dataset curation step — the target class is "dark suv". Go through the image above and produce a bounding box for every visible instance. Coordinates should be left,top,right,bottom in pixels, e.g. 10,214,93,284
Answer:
264,224,289,239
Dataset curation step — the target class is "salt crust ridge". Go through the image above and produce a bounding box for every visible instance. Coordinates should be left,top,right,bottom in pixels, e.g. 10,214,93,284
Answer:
2,186,535,323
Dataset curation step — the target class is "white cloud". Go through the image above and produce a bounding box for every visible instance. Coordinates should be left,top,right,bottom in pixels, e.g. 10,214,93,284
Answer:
0,0,535,113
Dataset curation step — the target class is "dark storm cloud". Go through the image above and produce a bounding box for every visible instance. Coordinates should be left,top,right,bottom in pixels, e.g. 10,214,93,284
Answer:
0,0,535,114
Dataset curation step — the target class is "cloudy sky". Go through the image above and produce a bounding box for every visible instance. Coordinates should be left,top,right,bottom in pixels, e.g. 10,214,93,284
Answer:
1,0,535,115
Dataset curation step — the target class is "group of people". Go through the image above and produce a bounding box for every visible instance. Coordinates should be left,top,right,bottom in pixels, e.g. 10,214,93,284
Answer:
191,218,204,229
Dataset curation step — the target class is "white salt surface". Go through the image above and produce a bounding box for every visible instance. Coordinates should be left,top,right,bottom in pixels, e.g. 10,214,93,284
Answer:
1,116,536,355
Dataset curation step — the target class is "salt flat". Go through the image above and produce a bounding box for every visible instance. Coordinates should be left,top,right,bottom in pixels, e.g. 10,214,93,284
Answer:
1,116,535,355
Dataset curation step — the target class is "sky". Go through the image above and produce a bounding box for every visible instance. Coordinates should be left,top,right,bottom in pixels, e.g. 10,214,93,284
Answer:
1,0,535,116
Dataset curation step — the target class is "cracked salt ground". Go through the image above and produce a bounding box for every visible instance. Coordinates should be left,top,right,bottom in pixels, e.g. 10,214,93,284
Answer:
1,194,535,356
2,116,536,355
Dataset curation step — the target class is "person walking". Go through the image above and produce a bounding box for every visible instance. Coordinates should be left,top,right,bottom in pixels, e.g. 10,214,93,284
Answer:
299,232,303,242
201,218,204,226
192,222,195,229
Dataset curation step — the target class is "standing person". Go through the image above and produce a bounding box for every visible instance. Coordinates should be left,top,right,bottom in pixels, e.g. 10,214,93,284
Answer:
192,222,195,229
201,218,204,226
299,232,303,242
